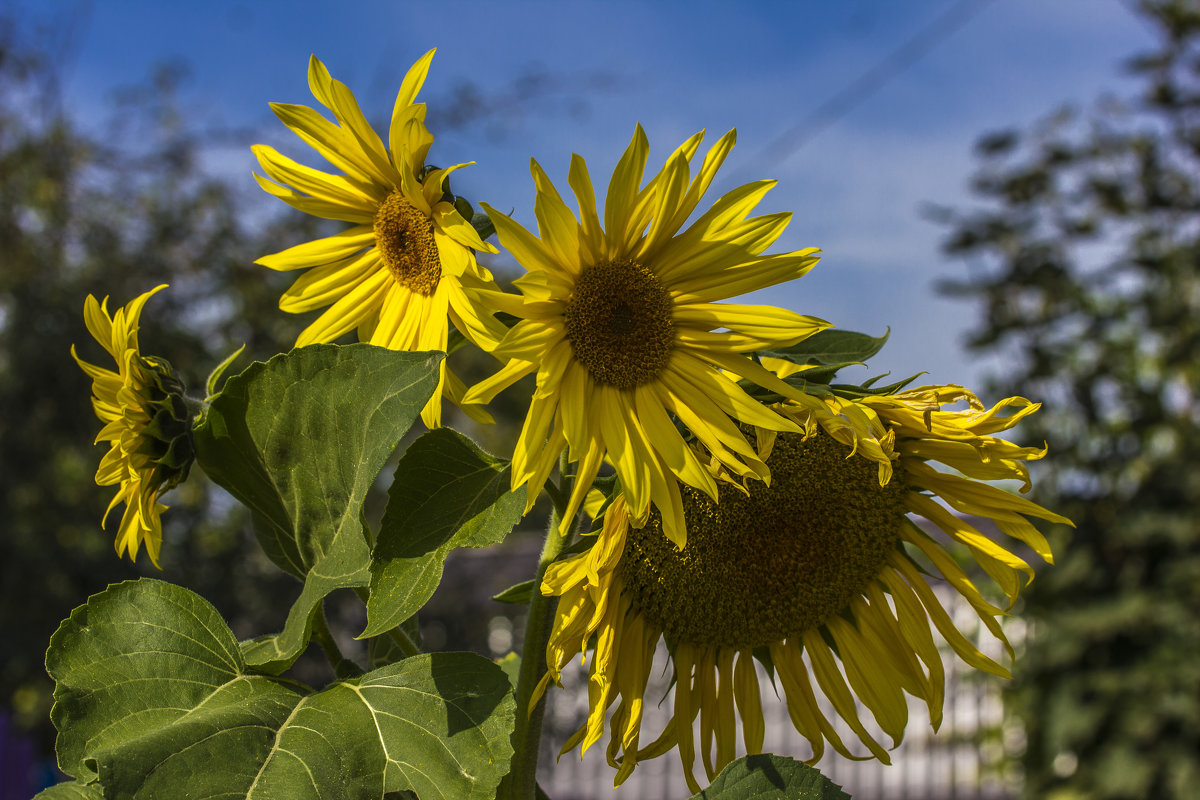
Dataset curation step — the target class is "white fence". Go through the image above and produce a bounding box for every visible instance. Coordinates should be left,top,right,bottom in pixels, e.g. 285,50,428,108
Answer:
534,581,1022,800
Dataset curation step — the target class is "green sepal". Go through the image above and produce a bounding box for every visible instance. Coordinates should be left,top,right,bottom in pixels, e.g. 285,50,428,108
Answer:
192,344,442,671
493,579,535,605
154,428,195,474
582,472,620,523
691,754,850,799
829,372,925,398
134,354,196,486
751,644,777,684
454,195,474,222
363,427,526,638
446,326,468,354
471,211,496,242
141,354,186,396
554,530,599,561
46,579,515,800
204,343,246,399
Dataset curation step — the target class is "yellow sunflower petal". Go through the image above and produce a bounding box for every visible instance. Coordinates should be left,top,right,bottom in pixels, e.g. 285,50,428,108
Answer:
604,124,650,253
390,47,435,151
255,225,375,271
306,55,394,184
672,249,822,305
481,201,566,276
254,173,375,224
279,251,380,313
531,159,583,269
252,144,378,209
295,269,391,345
269,101,384,190
568,152,603,263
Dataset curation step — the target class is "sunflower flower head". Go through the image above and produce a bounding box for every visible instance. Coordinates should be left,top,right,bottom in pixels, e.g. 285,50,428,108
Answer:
469,125,832,544
71,285,194,566
254,50,507,428
539,384,1070,792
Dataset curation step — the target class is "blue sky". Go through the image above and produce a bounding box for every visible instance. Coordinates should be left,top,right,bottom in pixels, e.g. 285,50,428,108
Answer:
29,0,1153,389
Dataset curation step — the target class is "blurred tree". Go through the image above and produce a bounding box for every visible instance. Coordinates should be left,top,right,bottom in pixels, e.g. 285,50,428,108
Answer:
932,1,1200,798
0,14,314,762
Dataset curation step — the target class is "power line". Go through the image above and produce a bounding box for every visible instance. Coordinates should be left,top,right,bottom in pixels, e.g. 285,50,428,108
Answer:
741,0,999,176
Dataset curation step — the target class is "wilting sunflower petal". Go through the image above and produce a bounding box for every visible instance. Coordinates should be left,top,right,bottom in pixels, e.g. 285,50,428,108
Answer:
537,378,1067,790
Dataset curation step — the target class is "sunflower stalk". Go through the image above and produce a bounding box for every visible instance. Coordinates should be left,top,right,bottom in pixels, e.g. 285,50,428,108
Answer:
311,603,362,680
501,457,577,800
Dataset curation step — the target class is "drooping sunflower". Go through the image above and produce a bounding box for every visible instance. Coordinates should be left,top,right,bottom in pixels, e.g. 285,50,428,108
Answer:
254,50,506,427
71,285,194,566
468,126,829,543
540,384,1070,792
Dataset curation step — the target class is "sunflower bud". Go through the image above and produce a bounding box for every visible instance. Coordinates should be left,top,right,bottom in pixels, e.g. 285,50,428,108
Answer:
72,285,195,566
139,355,195,488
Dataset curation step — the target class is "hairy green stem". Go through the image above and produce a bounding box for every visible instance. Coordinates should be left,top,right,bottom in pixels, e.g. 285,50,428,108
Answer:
503,463,575,800
312,604,361,680
386,623,421,658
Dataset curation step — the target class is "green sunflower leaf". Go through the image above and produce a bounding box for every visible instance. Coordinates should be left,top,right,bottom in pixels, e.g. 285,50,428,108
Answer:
47,579,306,787
33,783,105,800
760,328,889,368
692,754,851,799
497,652,521,688
492,578,535,604
192,344,442,671
363,427,526,639
47,579,515,800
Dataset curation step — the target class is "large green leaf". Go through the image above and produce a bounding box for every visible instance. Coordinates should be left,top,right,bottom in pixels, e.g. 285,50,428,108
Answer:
363,428,526,638
47,579,305,786
47,579,515,800
258,652,515,800
693,755,851,800
192,344,442,669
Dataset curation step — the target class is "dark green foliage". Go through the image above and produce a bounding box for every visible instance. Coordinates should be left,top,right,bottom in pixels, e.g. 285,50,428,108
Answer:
46,579,515,799
692,755,850,800
365,427,526,637
934,2,1200,797
193,345,444,671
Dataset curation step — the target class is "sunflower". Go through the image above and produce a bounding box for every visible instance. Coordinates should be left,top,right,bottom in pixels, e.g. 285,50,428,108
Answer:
539,385,1070,792
254,51,506,427
467,126,829,543
71,285,194,566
